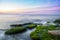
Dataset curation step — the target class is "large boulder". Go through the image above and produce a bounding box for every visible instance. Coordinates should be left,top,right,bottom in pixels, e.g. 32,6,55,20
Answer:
48,30,60,36
5,27,26,35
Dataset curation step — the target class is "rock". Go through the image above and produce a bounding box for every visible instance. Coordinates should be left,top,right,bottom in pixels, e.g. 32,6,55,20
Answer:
5,27,27,35
10,22,34,27
11,24,23,27
48,30,60,36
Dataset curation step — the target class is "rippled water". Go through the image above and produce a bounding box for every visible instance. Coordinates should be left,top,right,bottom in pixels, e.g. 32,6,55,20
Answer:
0,14,60,40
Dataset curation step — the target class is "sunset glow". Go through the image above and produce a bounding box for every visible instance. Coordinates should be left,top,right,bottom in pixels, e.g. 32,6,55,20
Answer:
0,0,60,14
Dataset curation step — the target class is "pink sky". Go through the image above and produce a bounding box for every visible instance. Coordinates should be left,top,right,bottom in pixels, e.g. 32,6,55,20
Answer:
0,6,60,14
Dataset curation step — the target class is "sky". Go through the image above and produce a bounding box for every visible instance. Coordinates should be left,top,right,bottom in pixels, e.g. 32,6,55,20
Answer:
0,0,60,14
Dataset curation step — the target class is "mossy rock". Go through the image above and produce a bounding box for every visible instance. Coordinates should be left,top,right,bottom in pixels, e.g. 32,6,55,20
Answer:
30,25,60,40
23,22,34,25
54,19,60,24
26,24,37,29
10,22,34,27
10,24,23,27
30,31,40,40
5,27,26,35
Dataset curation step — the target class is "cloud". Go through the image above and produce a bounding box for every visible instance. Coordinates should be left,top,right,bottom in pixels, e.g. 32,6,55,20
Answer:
0,6,60,14
21,6,60,14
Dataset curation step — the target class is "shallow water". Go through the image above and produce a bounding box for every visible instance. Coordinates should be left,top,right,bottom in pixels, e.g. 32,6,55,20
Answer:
0,14,60,40
0,29,35,40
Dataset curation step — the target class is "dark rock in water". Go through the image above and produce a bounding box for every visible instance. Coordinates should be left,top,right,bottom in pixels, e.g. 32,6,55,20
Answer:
54,19,60,24
10,22,34,27
34,23,43,25
23,22,34,25
5,22,36,35
10,24,23,27
26,24,37,29
47,21,50,23
5,27,27,35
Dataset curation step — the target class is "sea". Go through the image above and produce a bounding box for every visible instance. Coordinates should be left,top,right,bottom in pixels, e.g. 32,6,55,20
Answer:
0,14,60,40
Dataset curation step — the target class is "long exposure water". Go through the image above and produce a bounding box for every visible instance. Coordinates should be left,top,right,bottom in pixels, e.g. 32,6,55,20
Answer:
0,14,60,40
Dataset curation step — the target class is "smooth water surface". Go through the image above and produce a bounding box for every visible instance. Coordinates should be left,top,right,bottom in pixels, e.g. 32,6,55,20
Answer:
0,14,60,40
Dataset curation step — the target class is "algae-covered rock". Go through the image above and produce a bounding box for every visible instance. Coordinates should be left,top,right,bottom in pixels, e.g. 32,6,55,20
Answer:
5,27,26,35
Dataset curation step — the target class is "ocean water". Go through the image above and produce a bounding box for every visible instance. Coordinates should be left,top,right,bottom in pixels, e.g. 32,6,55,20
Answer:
0,14,60,40
0,14,60,29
